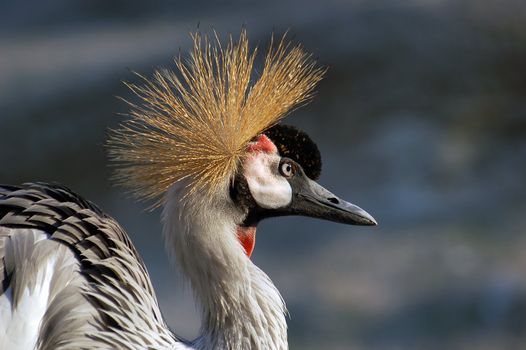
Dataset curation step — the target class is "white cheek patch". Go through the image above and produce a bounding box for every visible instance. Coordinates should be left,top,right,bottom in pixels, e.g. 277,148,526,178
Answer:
244,153,292,209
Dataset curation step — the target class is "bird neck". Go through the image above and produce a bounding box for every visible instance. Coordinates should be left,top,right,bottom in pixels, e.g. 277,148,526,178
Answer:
162,185,288,350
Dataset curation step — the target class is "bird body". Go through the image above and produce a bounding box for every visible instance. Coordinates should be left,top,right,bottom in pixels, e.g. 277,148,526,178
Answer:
0,30,376,349
0,184,178,349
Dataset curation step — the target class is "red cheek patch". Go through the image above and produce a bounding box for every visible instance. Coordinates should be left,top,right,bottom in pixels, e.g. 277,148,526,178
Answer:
236,226,257,258
246,134,277,154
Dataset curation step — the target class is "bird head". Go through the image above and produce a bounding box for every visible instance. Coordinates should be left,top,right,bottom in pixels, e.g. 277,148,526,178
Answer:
232,124,376,226
107,30,376,257
228,124,376,256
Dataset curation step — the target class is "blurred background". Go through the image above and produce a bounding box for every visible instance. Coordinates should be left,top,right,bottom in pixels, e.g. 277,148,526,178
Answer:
2,0,526,349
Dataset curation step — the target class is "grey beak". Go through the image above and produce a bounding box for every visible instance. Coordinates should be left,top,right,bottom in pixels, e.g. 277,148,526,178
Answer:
290,176,377,226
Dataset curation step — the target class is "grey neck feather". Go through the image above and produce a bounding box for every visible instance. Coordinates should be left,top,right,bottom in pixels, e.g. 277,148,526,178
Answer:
162,184,288,350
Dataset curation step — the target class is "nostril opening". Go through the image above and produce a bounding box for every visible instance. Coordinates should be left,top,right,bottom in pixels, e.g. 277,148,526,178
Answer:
327,197,339,204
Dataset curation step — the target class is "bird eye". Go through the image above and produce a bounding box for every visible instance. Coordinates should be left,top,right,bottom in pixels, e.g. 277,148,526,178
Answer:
279,160,295,178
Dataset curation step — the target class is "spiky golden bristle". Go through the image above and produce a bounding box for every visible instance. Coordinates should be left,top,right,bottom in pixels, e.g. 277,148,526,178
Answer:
107,30,325,206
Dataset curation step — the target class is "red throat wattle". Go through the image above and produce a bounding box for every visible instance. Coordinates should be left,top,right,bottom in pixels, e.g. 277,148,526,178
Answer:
236,226,257,257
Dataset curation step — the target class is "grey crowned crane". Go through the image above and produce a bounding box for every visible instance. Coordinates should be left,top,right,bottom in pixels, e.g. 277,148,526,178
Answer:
0,30,376,350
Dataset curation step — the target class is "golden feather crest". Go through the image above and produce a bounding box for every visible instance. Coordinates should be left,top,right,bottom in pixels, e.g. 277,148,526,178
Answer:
107,30,325,206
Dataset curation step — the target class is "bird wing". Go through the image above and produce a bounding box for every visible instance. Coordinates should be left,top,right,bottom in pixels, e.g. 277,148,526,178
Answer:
0,183,182,350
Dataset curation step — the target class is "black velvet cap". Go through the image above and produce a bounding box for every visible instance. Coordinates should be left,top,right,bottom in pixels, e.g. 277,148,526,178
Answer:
264,124,322,180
